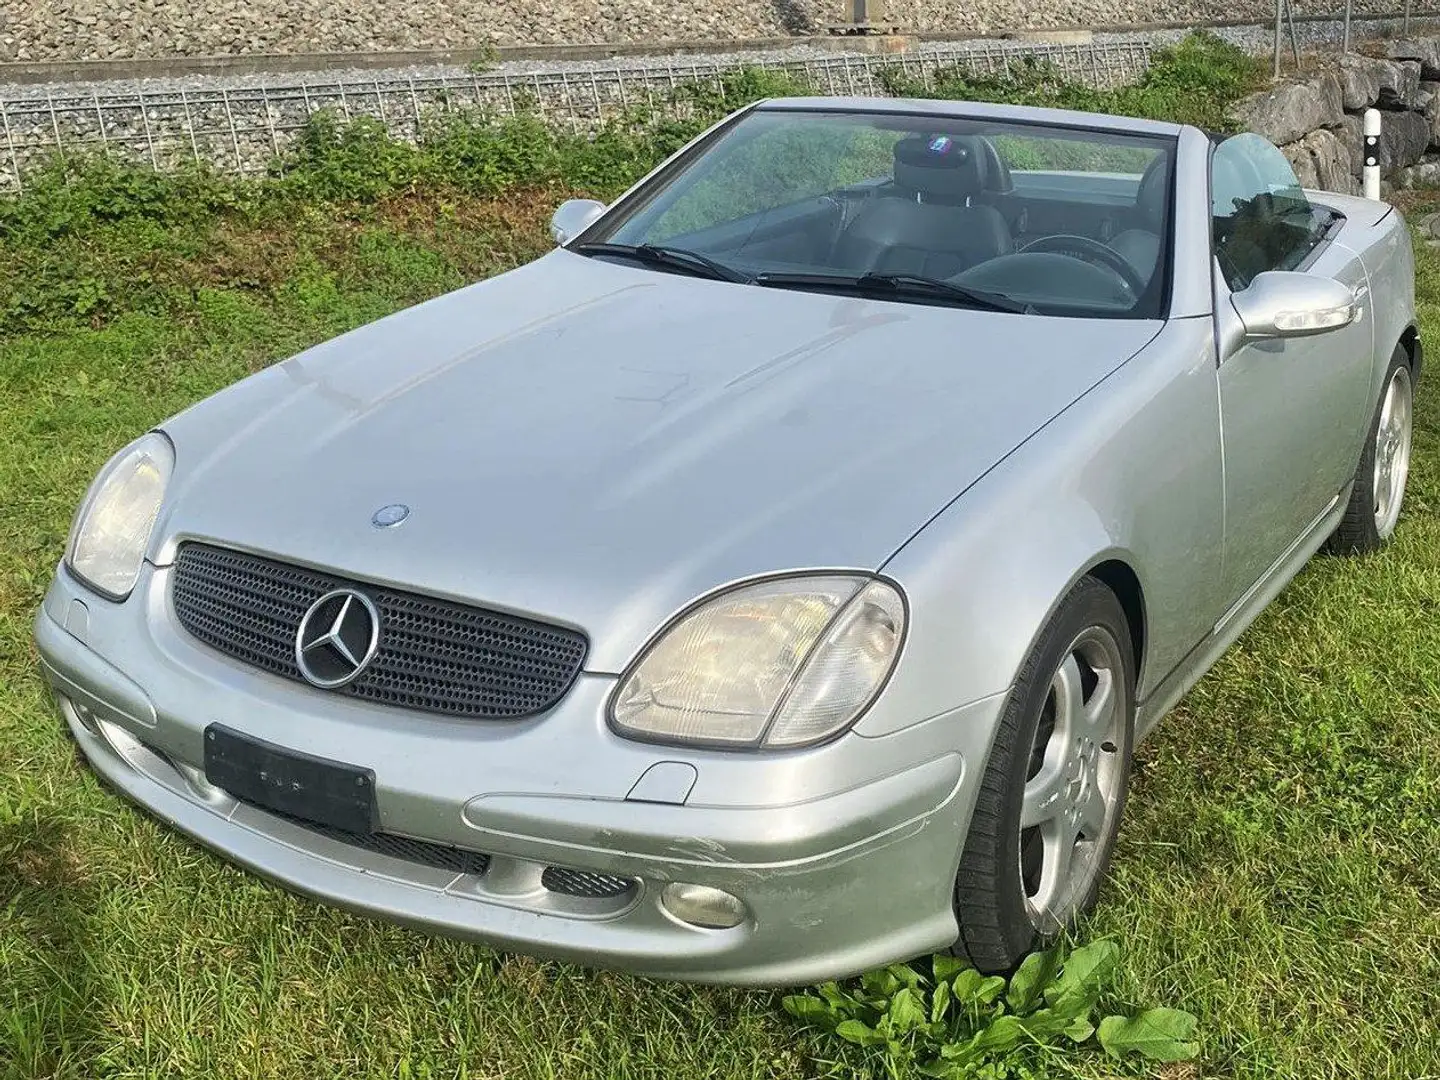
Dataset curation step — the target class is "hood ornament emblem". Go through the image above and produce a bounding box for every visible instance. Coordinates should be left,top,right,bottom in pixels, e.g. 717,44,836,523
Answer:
372,503,410,529
295,589,381,688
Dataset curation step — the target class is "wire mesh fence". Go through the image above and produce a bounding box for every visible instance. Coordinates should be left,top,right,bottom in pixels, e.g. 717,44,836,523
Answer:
0,39,1153,192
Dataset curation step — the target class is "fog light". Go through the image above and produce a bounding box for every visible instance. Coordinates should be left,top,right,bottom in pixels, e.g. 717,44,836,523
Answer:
660,883,747,929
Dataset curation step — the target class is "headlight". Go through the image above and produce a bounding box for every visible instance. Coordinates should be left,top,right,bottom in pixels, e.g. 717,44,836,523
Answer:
65,431,174,600
610,574,906,749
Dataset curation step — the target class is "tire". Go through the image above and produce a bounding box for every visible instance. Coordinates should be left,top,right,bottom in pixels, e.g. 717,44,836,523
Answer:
1326,346,1415,556
952,577,1136,974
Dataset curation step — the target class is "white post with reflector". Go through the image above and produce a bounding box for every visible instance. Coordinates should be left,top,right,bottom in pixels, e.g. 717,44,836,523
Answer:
1363,108,1382,201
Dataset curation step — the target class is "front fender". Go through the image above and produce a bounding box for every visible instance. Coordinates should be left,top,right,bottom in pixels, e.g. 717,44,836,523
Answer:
853,317,1224,738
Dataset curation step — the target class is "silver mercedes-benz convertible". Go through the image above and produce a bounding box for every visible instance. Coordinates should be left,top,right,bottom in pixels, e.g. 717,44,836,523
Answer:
35,96,1417,986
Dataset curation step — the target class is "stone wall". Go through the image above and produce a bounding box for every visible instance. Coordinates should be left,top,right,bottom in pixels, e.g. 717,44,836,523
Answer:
1229,38,1440,194
0,0,1410,63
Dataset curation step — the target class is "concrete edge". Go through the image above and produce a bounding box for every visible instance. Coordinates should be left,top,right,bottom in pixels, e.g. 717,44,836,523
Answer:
3,11,1440,87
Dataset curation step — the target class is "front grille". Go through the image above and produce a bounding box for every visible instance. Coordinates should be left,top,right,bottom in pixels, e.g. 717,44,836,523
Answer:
261,804,492,875
170,542,588,719
541,866,635,899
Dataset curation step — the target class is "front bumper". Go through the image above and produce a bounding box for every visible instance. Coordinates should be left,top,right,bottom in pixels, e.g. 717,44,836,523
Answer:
35,565,1006,986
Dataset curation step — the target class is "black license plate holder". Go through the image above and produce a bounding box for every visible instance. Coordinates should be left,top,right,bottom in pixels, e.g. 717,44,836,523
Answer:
203,724,376,834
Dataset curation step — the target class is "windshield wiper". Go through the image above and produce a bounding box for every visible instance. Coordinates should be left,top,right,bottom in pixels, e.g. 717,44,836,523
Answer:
569,242,752,284
753,270,1028,314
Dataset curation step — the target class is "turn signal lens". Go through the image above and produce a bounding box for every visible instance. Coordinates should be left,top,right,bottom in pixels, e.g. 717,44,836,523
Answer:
1273,303,1357,333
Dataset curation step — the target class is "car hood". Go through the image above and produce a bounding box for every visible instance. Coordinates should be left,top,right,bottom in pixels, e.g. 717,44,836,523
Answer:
156,251,1161,672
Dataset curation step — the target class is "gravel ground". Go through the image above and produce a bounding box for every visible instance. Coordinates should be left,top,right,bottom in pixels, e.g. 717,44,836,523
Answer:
2,15,1439,104
0,0,1427,63
1099,13,1440,51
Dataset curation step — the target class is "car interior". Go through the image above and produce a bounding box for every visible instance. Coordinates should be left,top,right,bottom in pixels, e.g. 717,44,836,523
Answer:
621,126,1175,316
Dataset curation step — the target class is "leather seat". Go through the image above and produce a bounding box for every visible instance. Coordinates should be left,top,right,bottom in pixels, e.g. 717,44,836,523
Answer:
833,134,1014,279
1109,154,1170,281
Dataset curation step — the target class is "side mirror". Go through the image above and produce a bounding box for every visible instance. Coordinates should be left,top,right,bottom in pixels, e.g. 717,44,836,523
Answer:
1230,270,1360,339
550,199,606,246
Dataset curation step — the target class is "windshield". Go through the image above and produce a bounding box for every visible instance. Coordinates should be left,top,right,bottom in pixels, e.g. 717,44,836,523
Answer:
579,108,1176,319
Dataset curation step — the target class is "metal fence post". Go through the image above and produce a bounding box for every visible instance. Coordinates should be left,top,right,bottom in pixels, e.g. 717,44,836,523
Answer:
0,98,20,192
1273,0,1283,78
1284,0,1300,70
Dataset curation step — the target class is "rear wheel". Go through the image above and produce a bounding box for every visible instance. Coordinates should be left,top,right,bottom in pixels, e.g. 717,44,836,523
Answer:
1327,347,1414,555
952,577,1135,974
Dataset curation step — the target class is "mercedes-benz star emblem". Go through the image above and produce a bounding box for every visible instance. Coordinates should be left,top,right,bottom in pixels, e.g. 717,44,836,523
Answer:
295,589,381,688
372,503,410,528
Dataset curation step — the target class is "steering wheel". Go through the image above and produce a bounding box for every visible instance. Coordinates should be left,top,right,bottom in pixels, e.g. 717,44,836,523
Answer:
1019,234,1147,297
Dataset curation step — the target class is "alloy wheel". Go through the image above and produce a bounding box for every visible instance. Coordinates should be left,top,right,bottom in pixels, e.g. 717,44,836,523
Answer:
1018,626,1127,933
1372,364,1414,540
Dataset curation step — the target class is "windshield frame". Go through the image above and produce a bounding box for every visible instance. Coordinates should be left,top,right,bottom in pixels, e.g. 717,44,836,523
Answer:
569,104,1179,320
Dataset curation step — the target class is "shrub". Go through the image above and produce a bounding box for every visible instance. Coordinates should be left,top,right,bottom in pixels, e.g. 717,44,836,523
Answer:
0,34,1258,242
0,156,238,244
783,942,1199,1079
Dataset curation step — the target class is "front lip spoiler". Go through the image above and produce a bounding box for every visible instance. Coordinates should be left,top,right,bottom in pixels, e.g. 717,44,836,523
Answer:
54,696,964,986
62,703,717,958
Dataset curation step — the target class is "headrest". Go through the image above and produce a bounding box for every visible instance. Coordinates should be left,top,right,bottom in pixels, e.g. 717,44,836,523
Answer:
893,134,987,202
1135,154,1169,226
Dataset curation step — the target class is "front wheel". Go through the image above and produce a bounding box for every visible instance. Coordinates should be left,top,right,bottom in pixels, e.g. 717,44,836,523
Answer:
951,577,1135,974
1327,347,1415,555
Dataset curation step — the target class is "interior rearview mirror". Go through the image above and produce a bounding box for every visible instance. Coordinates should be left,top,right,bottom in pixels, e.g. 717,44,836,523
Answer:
551,199,606,246
1231,270,1360,339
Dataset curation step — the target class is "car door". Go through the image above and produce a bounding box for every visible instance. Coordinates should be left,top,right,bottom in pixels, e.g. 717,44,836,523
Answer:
1211,133,1375,611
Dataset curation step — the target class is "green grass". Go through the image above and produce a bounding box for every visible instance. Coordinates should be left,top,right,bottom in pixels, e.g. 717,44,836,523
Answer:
3,40,1438,1078
6,188,1440,1080
0,189,820,1080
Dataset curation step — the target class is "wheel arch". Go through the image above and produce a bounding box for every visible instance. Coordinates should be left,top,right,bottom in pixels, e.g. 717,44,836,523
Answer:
1399,323,1423,382
1086,558,1146,687
1005,554,1149,713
